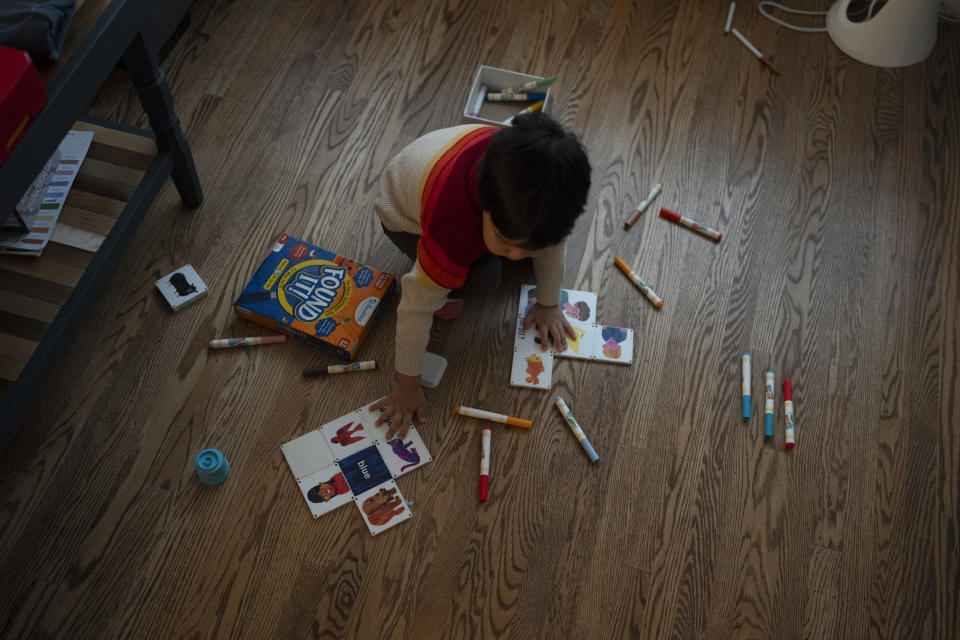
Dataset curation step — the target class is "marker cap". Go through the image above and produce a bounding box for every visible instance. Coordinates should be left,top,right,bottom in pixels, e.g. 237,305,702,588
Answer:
659,207,681,223
764,413,773,438
784,379,793,400
478,475,489,502
742,396,751,419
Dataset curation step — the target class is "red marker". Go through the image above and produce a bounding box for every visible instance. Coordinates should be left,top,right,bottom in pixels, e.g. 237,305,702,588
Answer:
784,379,795,449
479,426,491,502
659,208,723,242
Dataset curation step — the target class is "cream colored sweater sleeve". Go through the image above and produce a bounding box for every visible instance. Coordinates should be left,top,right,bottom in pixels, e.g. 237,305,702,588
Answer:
532,243,566,307
395,260,450,376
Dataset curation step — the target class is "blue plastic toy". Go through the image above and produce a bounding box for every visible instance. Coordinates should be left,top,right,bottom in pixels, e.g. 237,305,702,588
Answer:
195,448,230,486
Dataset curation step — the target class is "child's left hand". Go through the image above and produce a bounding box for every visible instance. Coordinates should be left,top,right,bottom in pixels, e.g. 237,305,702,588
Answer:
523,303,576,352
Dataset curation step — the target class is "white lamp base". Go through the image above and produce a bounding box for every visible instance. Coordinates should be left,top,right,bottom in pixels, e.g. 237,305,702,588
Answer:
826,0,939,67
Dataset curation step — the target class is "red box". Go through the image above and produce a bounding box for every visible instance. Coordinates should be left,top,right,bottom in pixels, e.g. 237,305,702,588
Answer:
0,47,47,166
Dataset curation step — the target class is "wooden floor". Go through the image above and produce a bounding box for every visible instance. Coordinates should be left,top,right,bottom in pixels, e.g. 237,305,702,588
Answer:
1,1,958,637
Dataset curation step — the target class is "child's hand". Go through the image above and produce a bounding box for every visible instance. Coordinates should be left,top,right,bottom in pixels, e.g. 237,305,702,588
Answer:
523,303,576,352
371,373,425,439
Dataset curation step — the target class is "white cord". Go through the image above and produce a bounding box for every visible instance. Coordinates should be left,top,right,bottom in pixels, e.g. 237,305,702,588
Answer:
757,1,827,32
758,1,958,31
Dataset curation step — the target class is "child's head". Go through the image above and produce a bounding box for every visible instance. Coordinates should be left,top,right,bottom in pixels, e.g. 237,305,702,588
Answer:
478,113,591,260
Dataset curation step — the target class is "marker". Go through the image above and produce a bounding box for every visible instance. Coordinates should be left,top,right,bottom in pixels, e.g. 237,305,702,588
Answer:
479,426,491,502
614,256,663,309
303,360,377,377
555,397,599,463
209,335,286,349
784,379,795,449
624,182,662,230
456,405,532,429
724,2,736,34
730,28,780,75
503,100,544,125
485,92,548,101
659,207,723,242
764,369,774,438
499,76,556,94
470,84,487,117
741,353,751,419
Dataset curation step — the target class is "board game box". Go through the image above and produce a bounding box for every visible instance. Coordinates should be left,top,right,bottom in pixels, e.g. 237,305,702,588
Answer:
235,233,395,361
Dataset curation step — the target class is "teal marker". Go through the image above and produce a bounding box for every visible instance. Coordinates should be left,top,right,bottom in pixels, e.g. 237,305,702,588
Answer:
555,397,599,464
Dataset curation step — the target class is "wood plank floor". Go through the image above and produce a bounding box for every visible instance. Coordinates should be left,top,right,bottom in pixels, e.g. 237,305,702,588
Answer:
2,0,958,637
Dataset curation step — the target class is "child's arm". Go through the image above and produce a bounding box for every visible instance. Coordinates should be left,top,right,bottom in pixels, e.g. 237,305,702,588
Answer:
525,243,575,350
371,259,449,438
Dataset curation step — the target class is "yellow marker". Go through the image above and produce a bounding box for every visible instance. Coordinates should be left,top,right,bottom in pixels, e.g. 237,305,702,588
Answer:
503,100,545,125
456,405,532,429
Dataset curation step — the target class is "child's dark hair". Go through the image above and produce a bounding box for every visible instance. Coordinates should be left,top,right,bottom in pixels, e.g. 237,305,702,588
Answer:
478,112,591,250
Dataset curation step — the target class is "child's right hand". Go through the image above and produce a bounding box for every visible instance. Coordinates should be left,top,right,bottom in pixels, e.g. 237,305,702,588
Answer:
370,373,425,439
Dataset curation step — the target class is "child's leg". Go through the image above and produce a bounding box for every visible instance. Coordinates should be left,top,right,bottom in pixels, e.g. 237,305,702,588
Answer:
381,224,419,262
451,254,502,300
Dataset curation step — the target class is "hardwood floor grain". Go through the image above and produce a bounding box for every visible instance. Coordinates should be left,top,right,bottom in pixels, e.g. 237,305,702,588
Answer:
1,0,958,637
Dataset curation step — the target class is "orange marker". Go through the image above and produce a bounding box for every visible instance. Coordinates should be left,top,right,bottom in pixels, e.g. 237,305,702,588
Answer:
456,405,532,429
614,256,663,309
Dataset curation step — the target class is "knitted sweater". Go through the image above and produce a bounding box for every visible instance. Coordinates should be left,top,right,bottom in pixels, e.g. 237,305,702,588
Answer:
376,124,565,376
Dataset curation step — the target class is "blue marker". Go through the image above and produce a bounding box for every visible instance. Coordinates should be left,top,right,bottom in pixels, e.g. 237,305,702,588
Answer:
742,353,751,419
764,369,775,438
555,397,599,464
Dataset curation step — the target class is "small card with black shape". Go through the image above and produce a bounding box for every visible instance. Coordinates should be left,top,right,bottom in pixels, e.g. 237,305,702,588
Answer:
297,463,354,517
354,480,412,535
156,264,208,311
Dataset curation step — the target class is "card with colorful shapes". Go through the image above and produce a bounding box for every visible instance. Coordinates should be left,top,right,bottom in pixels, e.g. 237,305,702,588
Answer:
549,323,598,360
511,285,634,388
510,314,553,389
354,480,412,535
557,289,598,331
281,428,335,480
591,325,634,364
297,463,354,517
319,413,375,459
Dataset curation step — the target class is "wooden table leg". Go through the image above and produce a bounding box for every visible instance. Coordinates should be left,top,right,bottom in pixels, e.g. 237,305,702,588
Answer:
122,33,203,208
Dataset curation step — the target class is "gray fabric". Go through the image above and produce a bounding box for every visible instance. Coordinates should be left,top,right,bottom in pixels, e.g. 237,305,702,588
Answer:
0,0,77,64
381,225,502,300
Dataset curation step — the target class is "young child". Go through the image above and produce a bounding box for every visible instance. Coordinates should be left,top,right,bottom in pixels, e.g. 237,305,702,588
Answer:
372,113,591,438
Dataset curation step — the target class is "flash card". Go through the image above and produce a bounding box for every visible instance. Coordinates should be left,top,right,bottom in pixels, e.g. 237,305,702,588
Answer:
281,428,335,480
354,480,412,535
338,445,393,495
156,264,208,311
592,326,634,364
375,428,432,477
557,288,598,331
297,463,354,517
510,314,553,389
319,413,375,460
